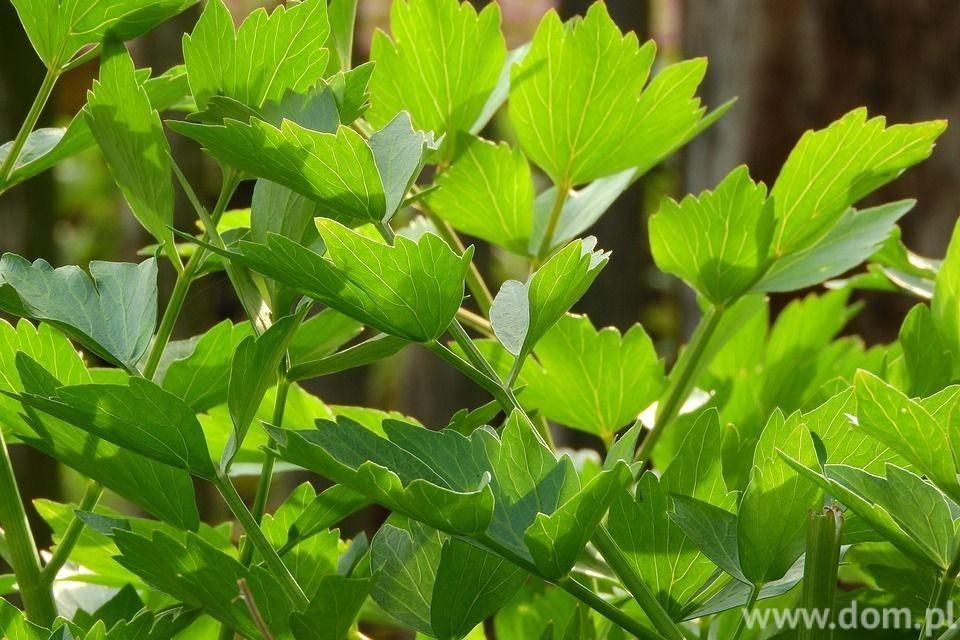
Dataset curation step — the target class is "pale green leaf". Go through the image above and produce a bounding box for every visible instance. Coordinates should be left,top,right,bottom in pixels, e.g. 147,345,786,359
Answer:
770,108,945,255
932,218,960,376
853,371,960,502
425,134,534,255
367,0,505,160
738,410,822,584
369,111,439,221
182,0,329,110
756,200,914,292
11,0,195,68
649,166,772,304
521,314,665,441
490,238,607,359
668,496,746,584
290,575,370,640
510,5,711,185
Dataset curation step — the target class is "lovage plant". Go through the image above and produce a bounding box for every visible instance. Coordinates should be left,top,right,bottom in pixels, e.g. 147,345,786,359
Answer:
0,0,956,639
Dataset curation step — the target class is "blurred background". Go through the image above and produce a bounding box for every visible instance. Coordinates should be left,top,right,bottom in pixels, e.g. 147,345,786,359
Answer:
1,0,958,544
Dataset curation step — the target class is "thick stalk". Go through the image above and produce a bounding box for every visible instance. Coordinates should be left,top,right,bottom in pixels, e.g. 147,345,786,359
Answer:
237,376,291,567
39,480,103,583
0,429,56,625
634,304,726,467
0,64,60,191
592,526,687,640
213,473,308,609
537,180,572,260
798,506,843,640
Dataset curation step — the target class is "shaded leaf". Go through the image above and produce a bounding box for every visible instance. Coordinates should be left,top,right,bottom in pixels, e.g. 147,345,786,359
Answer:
0,255,156,372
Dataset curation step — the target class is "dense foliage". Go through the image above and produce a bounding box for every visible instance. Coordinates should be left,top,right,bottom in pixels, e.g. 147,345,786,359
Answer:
0,0,955,639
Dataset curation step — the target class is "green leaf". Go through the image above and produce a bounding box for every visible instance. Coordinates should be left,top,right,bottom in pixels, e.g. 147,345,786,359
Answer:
11,0,195,68
425,134,534,256
168,118,386,223
668,495,746,584
802,388,903,474
609,410,737,615
0,321,198,529
182,0,329,110
490,238,607,360
266,417,495,536
283,484,370,553
521,314,665,441
529,66,733,254
783,457,950,570
287,333,407,382
160,319,253,412
369,111,440,221
510,5,711,186
0,65,191,190
770,108,945,255
933,218,960,376
212,221,471,342
524,461,631,579
370,521,443,635
738,410,822,584
649,166,773,304
367,0,506,160
853,371,960,501
287,310,363,368
14,355,216,478
224,311,305,469
371,520,523,640
431,537,526,640
756,200,914,292
112,529,293,638
290,575,370,640
896,304,953,397
0,597,47,640
324,0,358,73
84,40,175,258
0,256,156,372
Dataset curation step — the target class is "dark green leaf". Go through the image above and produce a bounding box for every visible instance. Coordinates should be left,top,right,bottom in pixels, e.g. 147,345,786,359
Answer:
0,256,156,372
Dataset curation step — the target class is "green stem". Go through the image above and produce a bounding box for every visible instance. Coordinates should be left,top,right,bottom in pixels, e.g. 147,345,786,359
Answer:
237,376,291,567
798,506,843,640
476,534,660,640
213,473,308,609
592,526,686,640
142,266,194,379
634,304,726,468
446,320,555,448
0,429,56,625
730,584,761,640
923,546,960,639
39,480,102,583
537,180,572,260
0,63,60,191
419,203,493,315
